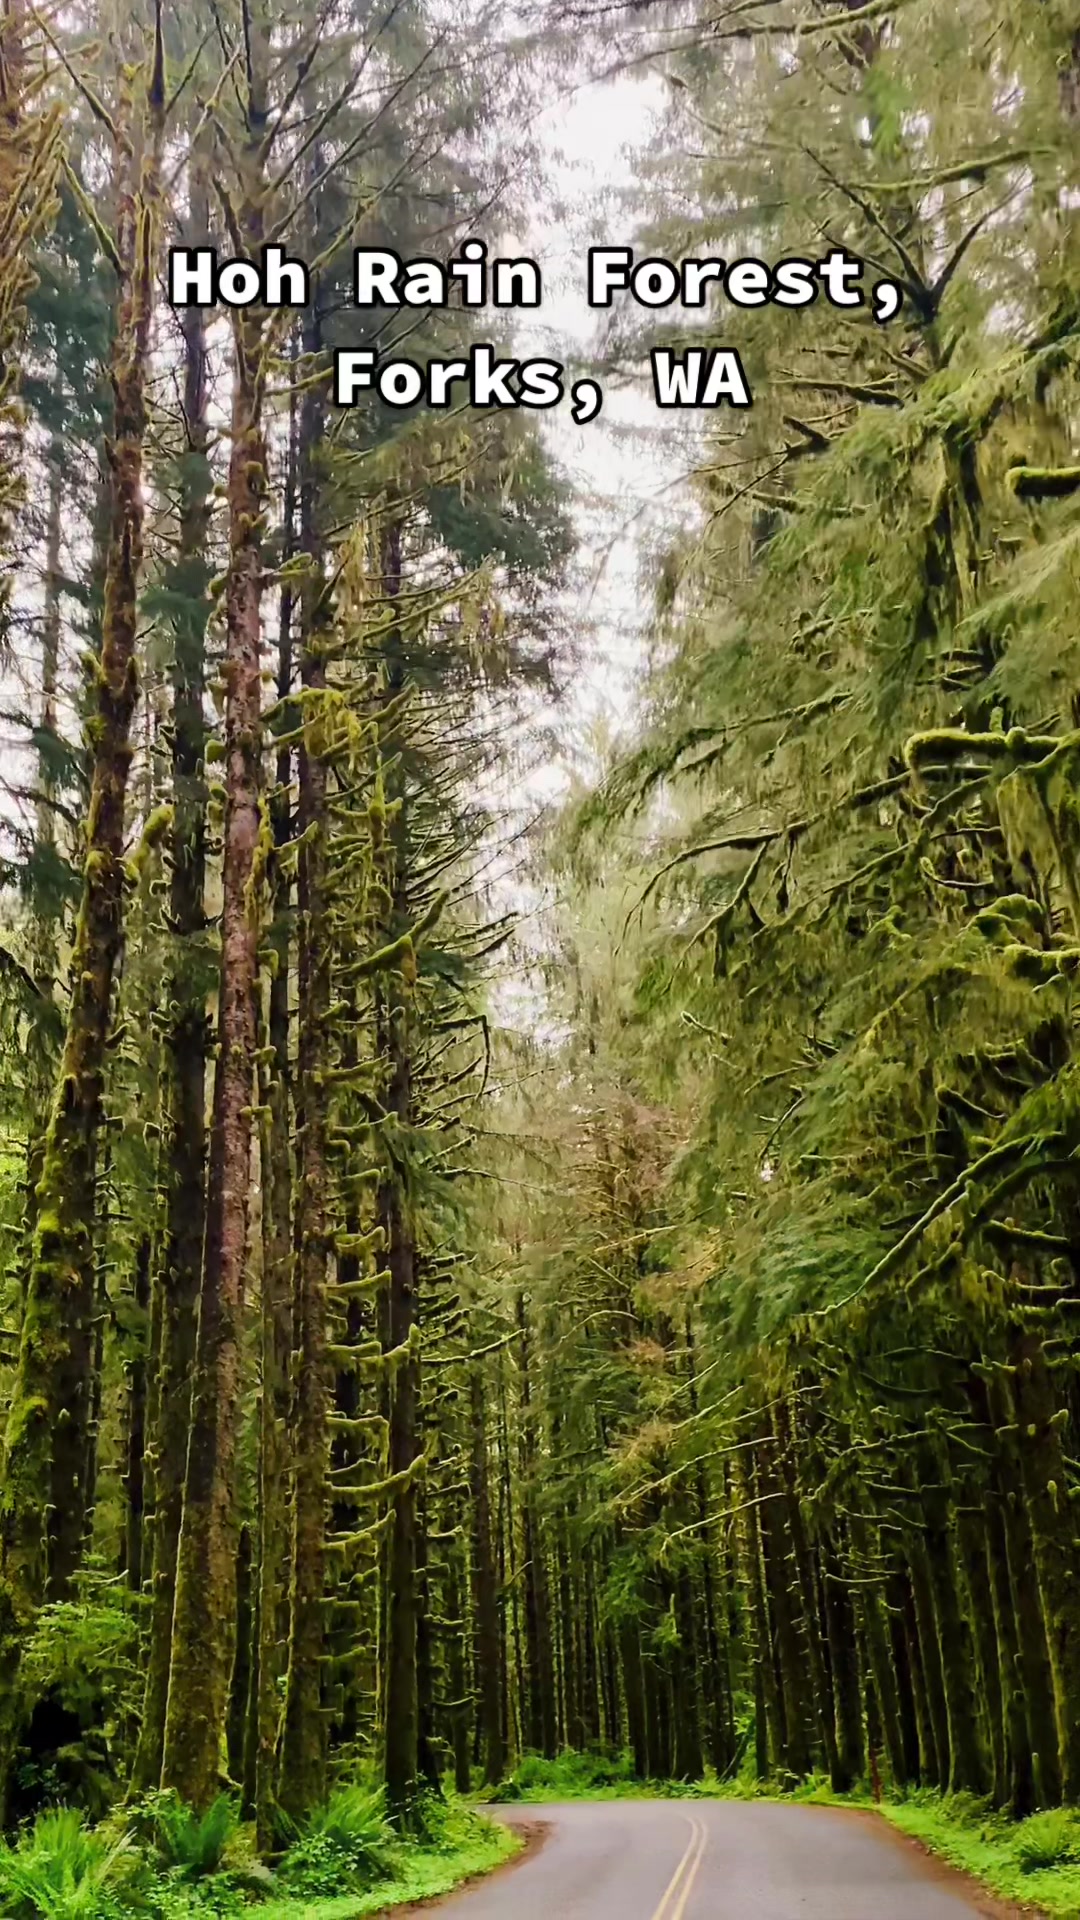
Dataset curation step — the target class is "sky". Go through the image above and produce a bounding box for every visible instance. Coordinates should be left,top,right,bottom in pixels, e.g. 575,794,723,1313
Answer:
482,63,692,1015
515,66,685,783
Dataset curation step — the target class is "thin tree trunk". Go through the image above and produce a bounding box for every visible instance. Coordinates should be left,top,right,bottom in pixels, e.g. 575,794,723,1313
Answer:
132,166,211,1797
248,345,299,1848
122,1236,152,1593
470,1367,504,1789
279,300,331,1820
161,84,268,1809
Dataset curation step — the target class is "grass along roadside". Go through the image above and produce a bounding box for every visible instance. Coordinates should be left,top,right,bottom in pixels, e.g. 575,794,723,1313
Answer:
257,1808,521,1920
878,1797,1080,1918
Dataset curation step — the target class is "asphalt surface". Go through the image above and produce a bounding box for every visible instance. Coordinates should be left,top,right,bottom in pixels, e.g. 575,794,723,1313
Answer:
431,1801,1014,1918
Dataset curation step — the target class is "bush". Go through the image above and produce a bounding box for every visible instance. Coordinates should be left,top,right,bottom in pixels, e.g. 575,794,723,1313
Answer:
1014,1809,1080,1874
0,1805,143,1919
279,1785,396,1896
499,1748,637,1800
141,1791,240,1881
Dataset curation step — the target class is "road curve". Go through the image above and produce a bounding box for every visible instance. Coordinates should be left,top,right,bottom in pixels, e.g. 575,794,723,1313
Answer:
430,1801,1021,1919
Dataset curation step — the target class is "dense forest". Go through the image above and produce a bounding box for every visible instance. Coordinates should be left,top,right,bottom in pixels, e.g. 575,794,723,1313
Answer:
3,0,1080,1910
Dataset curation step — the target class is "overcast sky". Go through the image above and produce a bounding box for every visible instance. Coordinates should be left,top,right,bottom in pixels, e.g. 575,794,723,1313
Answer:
517,67,686,781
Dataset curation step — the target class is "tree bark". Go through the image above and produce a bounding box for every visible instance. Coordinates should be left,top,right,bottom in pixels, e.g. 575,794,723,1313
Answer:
0,31,164,1814
161,91,267,1810
279,298,331,1822
470,1366,504,1790
132,165,211,1797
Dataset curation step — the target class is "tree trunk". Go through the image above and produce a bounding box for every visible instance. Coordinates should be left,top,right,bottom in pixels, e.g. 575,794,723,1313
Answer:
279,307,331,1823
0,34,164,1814
620,1618,649,1778
122,1237,151,1594
248,349,299,1849
986,1369,1061,1806
774,1406,839,1786
131,167,211,1798
1009,1325,1080,1801
469,1367,504,1790
822,1535,864,1790
924,1500,988,1796
905,1521,953,1788
517,1295,556,1757
161,101,267,1810
848,1513,907,1787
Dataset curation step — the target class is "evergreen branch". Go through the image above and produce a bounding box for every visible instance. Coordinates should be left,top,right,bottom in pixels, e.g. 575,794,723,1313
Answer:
29,7,117,135
59,157,122,277
802,144,928,305
813,1136,1062,1317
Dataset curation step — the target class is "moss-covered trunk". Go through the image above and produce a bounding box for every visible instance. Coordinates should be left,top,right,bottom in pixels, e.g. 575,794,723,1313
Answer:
918,1466,987,1796
822,1529,864,1790
894,1568,938,1785
248,356,299,1849
774,1405,839,1786
758,1446,812,1777
122,1236,151,1594
953,1495,1007,1805
516,1292,556,1758
905,1518,953,1787
619,1616,649,1777
0,33,163,1815
131,172,210,1797
279,359,331,1819
444,1534,473,1794
741,1451,783,1777
1008,1324,1080,1801
986,1368,1061,1806
848,1513,907,1787
160,115,267,1810
469,1365,504,1789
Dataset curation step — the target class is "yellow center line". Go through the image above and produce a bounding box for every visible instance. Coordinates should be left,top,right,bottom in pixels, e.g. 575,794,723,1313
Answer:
648,1815,704,1920
668,1816,708,1920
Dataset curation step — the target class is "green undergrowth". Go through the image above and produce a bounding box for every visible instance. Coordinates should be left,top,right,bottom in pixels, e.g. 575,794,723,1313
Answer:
0,1789,518,1920
487,1748,740,1802
487,1748,845,1803
880,1793,1080,1917
258,1800,519,1920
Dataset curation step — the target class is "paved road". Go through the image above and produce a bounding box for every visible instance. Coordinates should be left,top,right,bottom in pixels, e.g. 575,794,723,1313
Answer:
433,1801,1017,1918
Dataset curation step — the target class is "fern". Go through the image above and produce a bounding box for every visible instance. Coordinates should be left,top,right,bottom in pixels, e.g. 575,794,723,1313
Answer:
0,1807,141,1919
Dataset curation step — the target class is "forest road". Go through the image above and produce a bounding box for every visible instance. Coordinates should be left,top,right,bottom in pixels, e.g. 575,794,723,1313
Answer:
425,1801,1027,1919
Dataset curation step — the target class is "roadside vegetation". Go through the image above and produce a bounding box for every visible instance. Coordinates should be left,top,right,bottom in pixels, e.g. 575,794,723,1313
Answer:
0,1789,518,1920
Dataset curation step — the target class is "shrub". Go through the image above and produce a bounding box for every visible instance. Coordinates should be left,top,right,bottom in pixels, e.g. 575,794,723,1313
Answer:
500,1747,637,1800
1014,1809,1080,1874
279,1785,396,1896
141,1791,240,1882
0,1805,142,1918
